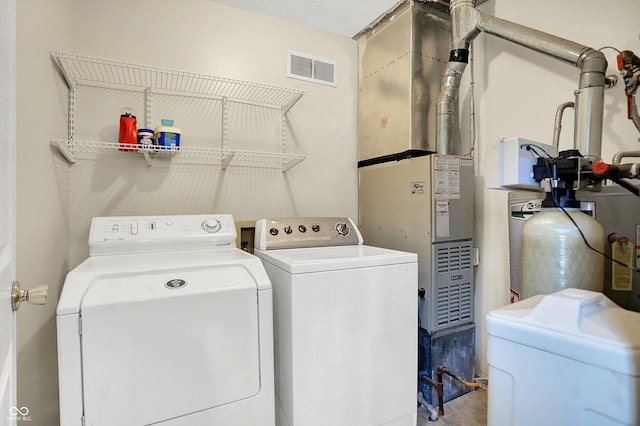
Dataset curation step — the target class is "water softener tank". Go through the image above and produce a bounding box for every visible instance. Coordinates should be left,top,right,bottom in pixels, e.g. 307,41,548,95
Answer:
521,207,603,299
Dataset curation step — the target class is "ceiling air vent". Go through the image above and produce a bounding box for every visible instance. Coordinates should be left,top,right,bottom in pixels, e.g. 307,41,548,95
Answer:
287,50,336,87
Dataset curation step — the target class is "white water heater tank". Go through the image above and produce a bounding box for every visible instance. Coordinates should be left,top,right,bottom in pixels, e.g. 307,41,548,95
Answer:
521,207,603,299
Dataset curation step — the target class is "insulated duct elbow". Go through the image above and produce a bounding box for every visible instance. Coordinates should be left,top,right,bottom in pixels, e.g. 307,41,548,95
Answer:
436,0,478,155
436,57,468,155
577,49,608,88
450,0,481,49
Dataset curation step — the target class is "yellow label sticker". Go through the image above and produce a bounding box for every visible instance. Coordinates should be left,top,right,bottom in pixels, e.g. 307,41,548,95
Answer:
612,239,633,291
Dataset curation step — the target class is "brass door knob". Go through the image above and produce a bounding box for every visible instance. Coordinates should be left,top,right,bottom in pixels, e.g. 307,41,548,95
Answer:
11,281,48,312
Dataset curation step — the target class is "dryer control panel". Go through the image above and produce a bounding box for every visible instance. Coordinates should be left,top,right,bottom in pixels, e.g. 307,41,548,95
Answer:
255,217,363,250
89,214,237,255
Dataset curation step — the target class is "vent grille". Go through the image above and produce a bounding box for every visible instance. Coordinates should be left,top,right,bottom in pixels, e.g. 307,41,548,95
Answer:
287,50,336,87
430,241,474,331
313,60,335,83
436,282,473,327
436,245,472,273
290,55,313,79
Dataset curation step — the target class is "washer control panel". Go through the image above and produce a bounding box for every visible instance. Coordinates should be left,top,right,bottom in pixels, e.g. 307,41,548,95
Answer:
89,214,236,255
255,217,363,250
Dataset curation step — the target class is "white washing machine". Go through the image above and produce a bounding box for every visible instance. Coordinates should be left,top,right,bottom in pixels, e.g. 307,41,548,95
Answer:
253,217,418,426
56,214,275,426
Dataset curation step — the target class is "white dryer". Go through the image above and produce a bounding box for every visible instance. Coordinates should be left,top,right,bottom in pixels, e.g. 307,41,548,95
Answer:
254,217,418,426
56,214,275,426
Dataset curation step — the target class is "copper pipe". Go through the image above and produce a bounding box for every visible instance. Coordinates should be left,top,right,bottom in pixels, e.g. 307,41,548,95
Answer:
420,374,445,416
437,365,481,388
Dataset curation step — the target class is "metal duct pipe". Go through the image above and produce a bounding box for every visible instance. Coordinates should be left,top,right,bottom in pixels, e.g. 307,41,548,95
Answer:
436,0,476,154
437,0,608,157
573,84,605,159
436,60,467,154
476,14,588,65
450,0,480,49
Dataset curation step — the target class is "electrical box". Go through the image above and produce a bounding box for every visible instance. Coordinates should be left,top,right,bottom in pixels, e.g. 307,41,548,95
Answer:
486,137,557,190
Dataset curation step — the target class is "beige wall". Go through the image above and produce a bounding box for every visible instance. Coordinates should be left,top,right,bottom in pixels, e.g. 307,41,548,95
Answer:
16,1,358,424
16,0,72,423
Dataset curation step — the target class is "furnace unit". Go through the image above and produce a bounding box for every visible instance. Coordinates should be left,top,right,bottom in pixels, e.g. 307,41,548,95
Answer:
359,153,474,332
356,1,476,405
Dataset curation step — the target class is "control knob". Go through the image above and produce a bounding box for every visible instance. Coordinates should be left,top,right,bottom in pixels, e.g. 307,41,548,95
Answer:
284,225,293,234
336,222,350,236
202,218,222,233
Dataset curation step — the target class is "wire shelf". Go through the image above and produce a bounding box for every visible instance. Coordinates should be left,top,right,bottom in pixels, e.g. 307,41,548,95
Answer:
51,52,307,171
51,139,305,171
51,51,307,111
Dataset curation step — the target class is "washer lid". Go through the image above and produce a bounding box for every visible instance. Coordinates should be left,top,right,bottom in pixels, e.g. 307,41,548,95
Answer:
80,264,257,308
254,244,417,274
57,248,271,315
487,289,640,376
80,265,261,425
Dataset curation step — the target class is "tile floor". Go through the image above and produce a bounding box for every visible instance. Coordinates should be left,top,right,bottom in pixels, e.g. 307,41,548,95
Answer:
417,388,488,426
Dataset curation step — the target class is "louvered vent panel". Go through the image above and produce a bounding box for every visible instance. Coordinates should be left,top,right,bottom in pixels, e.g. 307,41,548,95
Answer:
313,60,335,83
436,245,472,273
436,282,473,327
289,54,313,79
